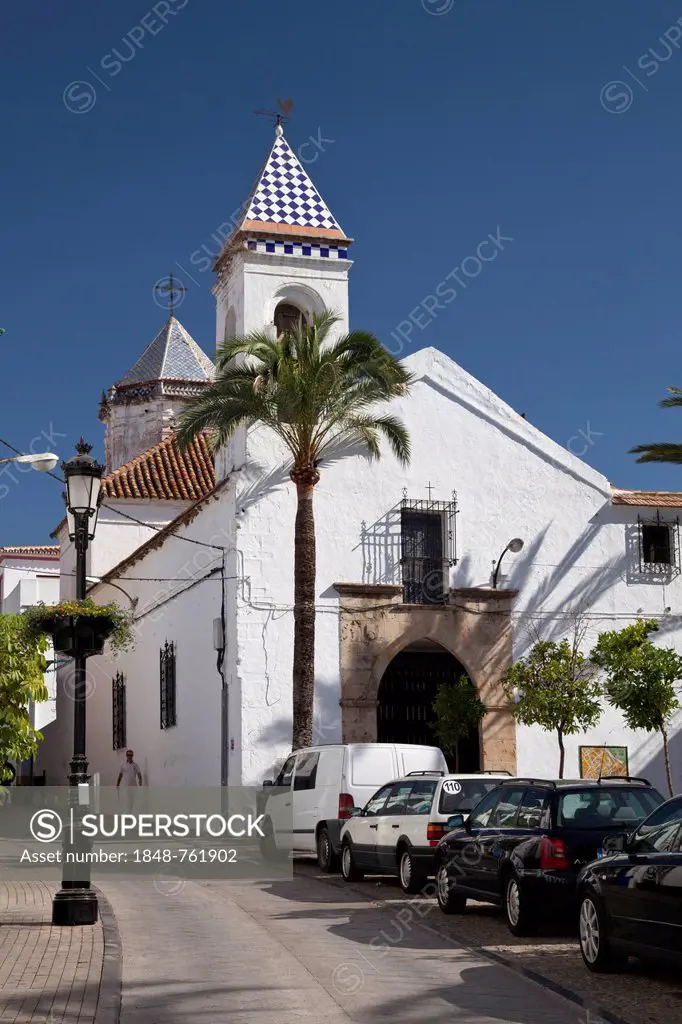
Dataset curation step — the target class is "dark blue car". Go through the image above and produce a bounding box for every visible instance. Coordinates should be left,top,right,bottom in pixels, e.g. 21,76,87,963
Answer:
577,794,682,972
435,776,663,935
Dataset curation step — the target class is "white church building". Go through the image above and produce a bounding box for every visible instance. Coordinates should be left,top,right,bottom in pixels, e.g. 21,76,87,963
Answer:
38,125,682,795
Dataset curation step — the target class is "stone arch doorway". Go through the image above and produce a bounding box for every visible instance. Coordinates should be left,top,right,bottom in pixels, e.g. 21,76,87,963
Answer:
376,639,481,771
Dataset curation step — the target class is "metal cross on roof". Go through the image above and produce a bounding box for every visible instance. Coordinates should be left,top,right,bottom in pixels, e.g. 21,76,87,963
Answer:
426,481,436,501
154,272,186,319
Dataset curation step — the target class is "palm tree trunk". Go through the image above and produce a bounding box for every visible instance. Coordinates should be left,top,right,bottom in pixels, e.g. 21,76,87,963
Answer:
291,473,318,749
661,726,674,797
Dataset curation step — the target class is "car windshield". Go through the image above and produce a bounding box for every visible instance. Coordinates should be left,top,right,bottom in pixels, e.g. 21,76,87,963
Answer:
438,779,502,814
557,786,662,829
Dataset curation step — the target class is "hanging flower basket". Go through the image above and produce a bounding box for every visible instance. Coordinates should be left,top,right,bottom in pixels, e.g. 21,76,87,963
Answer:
44,614,116,657
22,599,135,657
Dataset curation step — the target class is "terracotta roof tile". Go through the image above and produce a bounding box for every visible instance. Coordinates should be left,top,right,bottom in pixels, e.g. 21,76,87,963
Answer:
611,489,682,508
0,546,60,557
100,434,215,502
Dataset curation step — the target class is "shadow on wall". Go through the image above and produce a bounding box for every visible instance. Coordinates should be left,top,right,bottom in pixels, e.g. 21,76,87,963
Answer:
238,439,375,519
640,720,682,797
248,677,342,782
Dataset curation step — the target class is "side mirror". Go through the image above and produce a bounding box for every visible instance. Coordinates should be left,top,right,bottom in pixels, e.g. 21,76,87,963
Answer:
446,814,465,829
348,806,363,817
262,779,273,787
601,833,627,855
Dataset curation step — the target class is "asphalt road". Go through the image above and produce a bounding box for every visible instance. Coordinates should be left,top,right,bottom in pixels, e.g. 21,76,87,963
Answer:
102,867,595,1024
291,860,682,1024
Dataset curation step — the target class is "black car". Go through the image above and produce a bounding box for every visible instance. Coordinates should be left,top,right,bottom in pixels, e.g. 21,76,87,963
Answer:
577,794,682,972
435,776,664,936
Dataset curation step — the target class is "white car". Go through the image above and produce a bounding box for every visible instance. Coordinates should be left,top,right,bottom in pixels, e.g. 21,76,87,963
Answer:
260,743,448,869
339,771,513,893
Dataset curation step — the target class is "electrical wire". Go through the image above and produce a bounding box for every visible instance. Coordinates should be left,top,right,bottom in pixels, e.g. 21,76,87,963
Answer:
100,502,228,551
1,436,228,551
0,562,238,583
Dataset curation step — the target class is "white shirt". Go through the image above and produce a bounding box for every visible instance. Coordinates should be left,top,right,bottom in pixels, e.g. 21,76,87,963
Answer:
119,761,140,786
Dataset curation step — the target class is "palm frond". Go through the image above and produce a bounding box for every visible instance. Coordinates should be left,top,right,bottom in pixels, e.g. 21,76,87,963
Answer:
629,443,682,465
660,386,682,409
179,306,413,471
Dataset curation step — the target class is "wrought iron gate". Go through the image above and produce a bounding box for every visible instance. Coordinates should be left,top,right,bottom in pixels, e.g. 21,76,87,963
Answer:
377,651,480,770
400,508,445,604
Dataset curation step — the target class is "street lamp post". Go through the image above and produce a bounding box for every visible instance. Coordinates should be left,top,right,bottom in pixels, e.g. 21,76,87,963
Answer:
492,537,524,589
52,439,104,927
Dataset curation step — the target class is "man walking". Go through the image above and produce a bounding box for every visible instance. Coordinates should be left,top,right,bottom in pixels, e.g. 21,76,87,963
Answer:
117,750,142,812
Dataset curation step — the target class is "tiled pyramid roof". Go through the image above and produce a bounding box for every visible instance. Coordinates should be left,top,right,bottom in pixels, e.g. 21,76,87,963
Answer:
100,433,215,501
237,126,347,241
117,317,214,388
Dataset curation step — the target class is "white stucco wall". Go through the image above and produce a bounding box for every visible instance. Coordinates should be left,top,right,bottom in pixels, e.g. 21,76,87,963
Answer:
103,397,188,473
230,345,682,792
214,248,351,345
40,487,234,788
39,346,682,797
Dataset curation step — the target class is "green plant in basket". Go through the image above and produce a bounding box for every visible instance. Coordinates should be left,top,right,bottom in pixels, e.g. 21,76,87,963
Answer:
22,598,135,655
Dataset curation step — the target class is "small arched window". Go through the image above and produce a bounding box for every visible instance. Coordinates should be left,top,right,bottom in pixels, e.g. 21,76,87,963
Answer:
274,302,305,338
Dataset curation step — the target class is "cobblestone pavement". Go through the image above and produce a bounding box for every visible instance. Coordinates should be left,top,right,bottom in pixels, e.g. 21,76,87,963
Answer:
294,862,682,1024
0,882,105,1024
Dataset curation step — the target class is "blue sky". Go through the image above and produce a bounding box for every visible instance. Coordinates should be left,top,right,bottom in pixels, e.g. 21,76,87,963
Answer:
3,0,682,543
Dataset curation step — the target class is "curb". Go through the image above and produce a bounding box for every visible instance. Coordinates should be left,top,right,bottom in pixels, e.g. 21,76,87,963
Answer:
93,888,122,1024
307,868,629,1024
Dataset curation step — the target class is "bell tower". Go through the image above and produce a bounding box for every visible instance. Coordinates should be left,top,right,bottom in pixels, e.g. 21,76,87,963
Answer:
212,123,352,349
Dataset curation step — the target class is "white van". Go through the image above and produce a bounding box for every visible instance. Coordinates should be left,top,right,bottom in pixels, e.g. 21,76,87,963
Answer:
260,743,448,870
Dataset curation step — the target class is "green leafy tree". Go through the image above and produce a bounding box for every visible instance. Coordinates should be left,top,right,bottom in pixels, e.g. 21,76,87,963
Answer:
177,310,412,749
0,614,49,770
503,638,602,778
432,677,485,771
591,619,682,796
630,385,682,464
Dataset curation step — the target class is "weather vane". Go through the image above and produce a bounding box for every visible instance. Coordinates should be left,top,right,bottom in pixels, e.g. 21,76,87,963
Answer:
154,271,186,318
254,98,293,130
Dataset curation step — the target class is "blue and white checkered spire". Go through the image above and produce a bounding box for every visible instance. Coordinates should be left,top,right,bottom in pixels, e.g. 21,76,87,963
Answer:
239,124,344,236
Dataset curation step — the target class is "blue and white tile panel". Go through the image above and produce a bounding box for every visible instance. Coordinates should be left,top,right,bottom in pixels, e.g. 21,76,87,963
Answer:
245,238,349,260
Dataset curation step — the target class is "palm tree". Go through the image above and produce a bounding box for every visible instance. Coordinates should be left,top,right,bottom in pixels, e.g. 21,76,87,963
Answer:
177,310,413,749
630,386,682,464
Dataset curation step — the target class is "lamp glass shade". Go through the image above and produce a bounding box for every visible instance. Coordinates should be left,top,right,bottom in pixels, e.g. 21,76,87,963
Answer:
66,507,75,541
87,503,99,540
66,470,99,514
508,538,524,553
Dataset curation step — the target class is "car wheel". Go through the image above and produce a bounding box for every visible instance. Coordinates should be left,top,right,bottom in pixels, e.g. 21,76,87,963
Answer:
341,842,364,883
579,891,628,973
317,827,340,873
436,862,467,914
259,823,287,863
398,847,426,894
503,871,538,936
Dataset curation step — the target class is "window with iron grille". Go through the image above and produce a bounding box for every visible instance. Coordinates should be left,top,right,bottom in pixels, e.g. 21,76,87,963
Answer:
112,672,126,750
400,496,457,604
638,513,680,575
160,641,177,729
